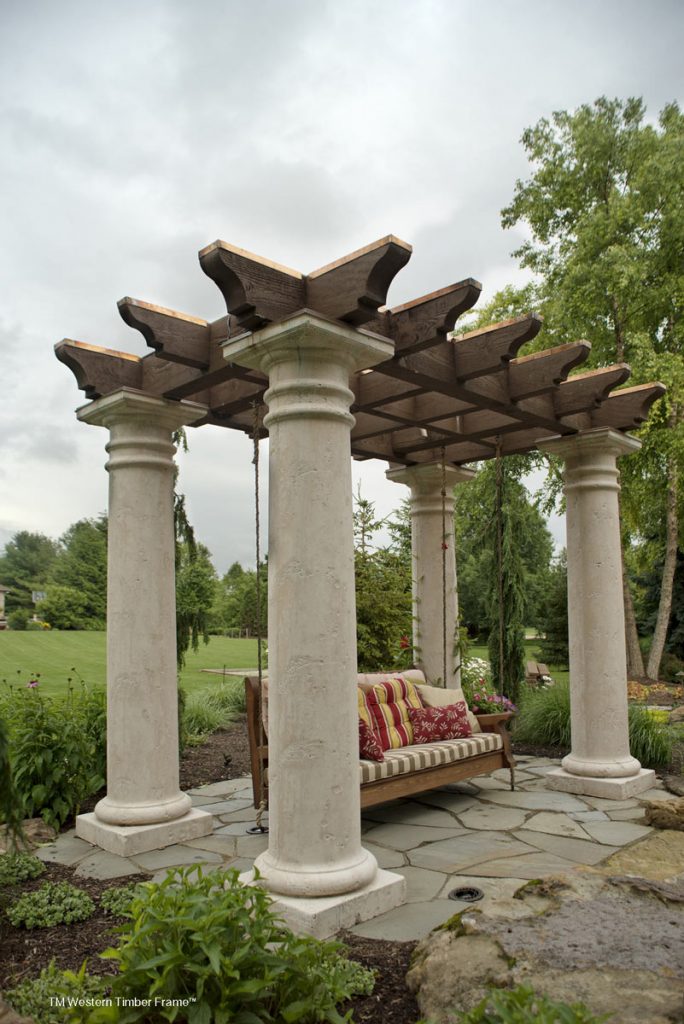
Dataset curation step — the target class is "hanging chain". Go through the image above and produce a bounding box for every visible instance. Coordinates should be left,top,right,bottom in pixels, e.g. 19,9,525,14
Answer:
441,447,448,688
249,399,269,834
495,438,505,693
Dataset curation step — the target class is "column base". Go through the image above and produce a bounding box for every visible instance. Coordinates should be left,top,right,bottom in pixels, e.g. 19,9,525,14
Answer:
240,868,406,939
545,767,656,800
76,808,213,857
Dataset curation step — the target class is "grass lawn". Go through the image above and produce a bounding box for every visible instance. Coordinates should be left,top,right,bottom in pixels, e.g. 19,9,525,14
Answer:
0,632,260,697
469,640,569,688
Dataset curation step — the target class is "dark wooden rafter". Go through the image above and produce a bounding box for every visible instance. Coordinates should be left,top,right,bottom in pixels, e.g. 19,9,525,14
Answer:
55,235,666,467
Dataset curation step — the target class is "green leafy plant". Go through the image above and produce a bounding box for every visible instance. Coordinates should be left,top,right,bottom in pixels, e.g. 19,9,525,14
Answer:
440,987,610,1024
0,851,45,886
442,984,609,1023
7,881,95,928
6,960,112,1024
102,866,374,1022
0,676,106,828
514,681,673,767
100,883,141,917
182,682,245,739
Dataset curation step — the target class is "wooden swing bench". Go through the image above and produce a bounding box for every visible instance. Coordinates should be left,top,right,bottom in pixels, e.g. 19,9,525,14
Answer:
244,670,515,811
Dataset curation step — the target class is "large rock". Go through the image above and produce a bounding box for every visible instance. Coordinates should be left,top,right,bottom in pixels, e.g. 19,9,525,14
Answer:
642,796,684,832
0,996,33,1023
668,704,684,723
0,818,56,854
406,870,684,1024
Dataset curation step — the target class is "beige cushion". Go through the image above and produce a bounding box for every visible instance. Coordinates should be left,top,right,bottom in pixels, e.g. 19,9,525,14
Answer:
415,683,481,733
359,732,502,784
357,669,426,694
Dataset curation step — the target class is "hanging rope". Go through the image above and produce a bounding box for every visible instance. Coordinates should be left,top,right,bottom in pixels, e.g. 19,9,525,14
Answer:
248,398,268,835
441,447,448,688
495,438,505,693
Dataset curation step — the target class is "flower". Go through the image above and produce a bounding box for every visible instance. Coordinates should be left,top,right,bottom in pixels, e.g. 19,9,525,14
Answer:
399,635,411,650
27,679,39,689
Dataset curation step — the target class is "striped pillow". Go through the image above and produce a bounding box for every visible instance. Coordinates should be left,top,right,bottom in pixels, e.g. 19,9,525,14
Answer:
367,676,424,749
358,687,375,730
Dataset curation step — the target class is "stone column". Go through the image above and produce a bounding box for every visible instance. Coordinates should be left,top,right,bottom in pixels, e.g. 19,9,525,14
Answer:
223,313,405,937
386,463,475,688
75,390,213,855
538,428,655,799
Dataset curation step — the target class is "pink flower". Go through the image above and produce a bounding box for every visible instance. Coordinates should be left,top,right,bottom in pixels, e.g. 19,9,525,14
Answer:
27,679,39,689
399,635,411,650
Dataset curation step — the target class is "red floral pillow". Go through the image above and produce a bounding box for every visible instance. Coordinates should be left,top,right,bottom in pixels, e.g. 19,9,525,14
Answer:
359,718,385,761
408,702,472,743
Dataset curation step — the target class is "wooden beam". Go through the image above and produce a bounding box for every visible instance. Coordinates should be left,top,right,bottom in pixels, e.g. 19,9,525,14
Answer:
199,240,305,330
508,342,591,400
364,279,482,355
591,383,666,429
306,235,412,325
55,340,142,399
451,315,543,381
554,365,631,416
117,298,211,370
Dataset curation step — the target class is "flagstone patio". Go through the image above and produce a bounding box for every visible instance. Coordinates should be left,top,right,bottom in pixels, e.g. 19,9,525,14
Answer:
36,756,671,941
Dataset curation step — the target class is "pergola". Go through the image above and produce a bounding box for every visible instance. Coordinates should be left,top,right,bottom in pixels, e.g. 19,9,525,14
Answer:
57,235,664,935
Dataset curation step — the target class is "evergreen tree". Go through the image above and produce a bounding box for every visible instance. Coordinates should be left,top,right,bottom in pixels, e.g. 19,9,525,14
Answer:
537,552,569,668
0,531,58,611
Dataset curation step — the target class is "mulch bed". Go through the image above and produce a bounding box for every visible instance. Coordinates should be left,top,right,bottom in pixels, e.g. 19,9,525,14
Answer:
0,718,422,1023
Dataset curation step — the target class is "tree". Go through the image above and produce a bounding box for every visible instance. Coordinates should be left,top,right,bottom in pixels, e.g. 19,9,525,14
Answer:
0,531,58,611
175,542,217,659
502,97,684,680
49,517,108,626
353,492,412,671
537,552,569,668
37,585,92,630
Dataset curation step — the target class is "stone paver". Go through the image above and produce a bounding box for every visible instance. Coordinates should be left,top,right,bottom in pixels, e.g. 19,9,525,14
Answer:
409,832,534,873
478,790,589,812
457,805,528,831
363,802,460,829
363,823,466,852
463,851,579,879
350,899,457,940
513,829,619,866
131,845,224,871
397,866,448,902
581,820,652,846
36,835,94,866
74,850,142,879
49,759,669,942
523,812,591,840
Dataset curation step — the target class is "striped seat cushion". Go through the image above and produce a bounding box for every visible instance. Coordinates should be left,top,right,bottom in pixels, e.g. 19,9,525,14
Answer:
359,732,503,784
366,676,424,749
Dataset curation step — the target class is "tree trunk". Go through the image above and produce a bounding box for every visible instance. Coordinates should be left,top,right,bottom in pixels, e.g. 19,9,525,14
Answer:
646,443,679,680
623,568,645,679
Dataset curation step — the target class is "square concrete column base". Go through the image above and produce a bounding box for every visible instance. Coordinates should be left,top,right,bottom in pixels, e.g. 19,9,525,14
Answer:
545,767,656,800
240,868,406,939
75,808,214,857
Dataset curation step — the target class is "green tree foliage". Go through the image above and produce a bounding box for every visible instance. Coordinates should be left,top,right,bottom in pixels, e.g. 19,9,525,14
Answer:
0,531,58,611
354,492,412,671
175,542,218,664
48,517,108,626
502,97,684,680
211,561,268,637
537,552,569,667
36,585,92,631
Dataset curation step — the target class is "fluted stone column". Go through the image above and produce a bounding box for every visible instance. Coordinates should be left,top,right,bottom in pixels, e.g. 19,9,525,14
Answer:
387,463,475,688
538,428,656,799
75,390,213,855
223,313,405,937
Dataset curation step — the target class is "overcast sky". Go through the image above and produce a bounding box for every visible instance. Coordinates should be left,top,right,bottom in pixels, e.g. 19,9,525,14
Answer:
1,0,682,573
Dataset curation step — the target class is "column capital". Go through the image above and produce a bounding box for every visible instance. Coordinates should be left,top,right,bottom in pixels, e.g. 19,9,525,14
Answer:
222,311,394,375
386,462,476,493
77,388,206,430
537,427,641,462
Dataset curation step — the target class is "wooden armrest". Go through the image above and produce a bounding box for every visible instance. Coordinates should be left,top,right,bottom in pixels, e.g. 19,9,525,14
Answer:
474,711,514,728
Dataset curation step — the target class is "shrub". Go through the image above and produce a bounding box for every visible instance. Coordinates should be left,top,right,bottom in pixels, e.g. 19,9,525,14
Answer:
658,650,684,683
100,883,141,917
102,866,375,1022
6,960,108,1024
7,881,95,928
446,983,608,1023
514,681,673,767
7,608,29,630
182,681,245,738
461,657,494,703
0,679,106,828
0,851,45,886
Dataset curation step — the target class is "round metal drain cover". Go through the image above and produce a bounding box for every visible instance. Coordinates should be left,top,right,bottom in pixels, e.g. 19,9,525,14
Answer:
245,826,269,835
448,886,484,902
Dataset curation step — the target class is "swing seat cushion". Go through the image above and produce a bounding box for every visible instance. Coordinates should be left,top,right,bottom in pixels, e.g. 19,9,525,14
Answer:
359,731,503,784
365,676,424,750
